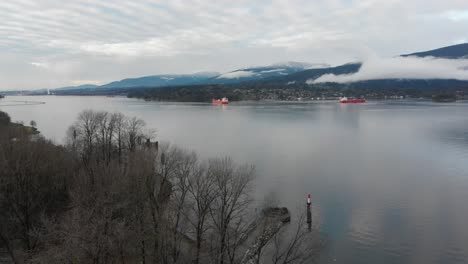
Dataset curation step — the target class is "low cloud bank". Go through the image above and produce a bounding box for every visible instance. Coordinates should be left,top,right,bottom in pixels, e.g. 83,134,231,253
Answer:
260,69,285,73
310,56,468,84
216,70,258,79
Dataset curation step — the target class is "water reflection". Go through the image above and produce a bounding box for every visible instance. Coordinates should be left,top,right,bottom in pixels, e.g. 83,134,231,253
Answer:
3,96,468,264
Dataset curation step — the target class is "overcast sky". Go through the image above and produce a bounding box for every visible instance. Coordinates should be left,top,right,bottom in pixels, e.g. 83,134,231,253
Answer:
1,0,468,90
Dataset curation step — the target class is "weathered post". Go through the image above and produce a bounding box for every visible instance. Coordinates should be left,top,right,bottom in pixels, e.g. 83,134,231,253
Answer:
307,194,312,231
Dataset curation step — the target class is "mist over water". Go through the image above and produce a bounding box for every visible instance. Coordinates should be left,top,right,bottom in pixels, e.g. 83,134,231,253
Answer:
2,96,468,264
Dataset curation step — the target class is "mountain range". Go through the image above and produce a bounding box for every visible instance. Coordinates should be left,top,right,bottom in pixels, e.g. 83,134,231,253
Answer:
52,62,322,92
248,43,468,86
99,72,219,89
7,43,468,96
401,43,468,59
207,62,329,84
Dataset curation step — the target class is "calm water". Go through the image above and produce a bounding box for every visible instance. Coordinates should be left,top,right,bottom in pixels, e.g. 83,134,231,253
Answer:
2,96,468,264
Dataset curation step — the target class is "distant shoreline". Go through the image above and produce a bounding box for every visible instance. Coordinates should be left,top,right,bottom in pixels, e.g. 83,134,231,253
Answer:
4,95,468,105
0,100,46,107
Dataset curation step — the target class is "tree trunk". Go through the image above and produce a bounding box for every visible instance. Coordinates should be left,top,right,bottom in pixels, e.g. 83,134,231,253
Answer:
0,232,19,264
139,217,146,264
140,239,146,264
195,228,202,264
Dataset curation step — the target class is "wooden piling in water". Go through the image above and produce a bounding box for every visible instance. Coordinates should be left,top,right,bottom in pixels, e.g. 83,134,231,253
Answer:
307,194,312,231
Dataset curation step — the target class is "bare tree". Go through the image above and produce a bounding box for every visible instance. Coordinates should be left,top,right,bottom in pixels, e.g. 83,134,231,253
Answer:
126,117,146,152
112,112,126,163
67,110,153,165
0,138,72,261
135,143,183,262
166,150,198,263
208,158,255,264
125,148,160,264
70,110,100,163
0,109,324,264
269,211,322,264
184,161,216,264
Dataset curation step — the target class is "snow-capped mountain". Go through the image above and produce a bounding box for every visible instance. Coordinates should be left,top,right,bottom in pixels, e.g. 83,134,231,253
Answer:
270,61,330,69
211,61,329,83
50,62,328,91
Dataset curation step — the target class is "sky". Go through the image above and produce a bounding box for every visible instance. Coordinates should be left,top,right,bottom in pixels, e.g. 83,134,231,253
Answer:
311,55,468,83
1,0,468,90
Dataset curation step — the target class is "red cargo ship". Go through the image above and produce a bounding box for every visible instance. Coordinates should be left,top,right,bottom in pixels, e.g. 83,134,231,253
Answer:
212,97,229,105
339,97,366,104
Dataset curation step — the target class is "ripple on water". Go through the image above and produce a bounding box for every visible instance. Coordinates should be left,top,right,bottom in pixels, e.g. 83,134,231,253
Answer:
349,230,379,250
382,244,412,259
442,247,468,264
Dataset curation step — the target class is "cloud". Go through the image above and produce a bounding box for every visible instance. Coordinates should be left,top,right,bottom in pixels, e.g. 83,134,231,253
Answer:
70,80,103,86
311,56,468,83
216,71,258,79
1,0,468,89
80,39,176,57
30,62,49,69
445,10,468,21
260,69,284,73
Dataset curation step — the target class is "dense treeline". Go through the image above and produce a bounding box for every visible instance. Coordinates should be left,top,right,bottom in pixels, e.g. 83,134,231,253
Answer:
125,80,468,102
0,110,321,264
127,85,247,102
126,83,337,102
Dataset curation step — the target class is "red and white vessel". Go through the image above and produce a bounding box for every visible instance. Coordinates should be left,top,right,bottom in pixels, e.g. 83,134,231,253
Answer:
212,97,229,105
339,97,366,104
